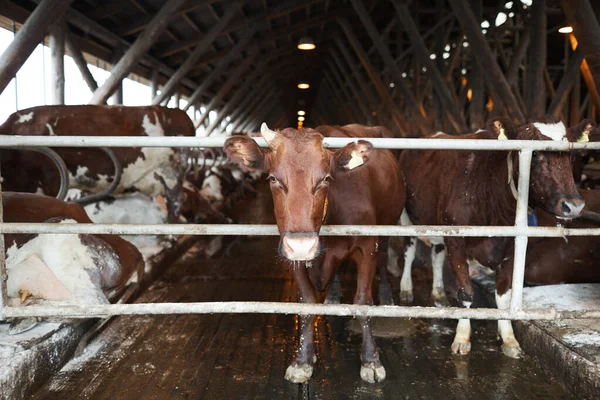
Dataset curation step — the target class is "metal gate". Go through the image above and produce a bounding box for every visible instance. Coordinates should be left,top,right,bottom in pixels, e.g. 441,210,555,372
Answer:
1,135,599,322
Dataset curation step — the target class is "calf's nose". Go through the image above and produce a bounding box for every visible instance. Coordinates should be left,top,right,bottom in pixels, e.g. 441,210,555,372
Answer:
558,197,585,218
281,235,319,261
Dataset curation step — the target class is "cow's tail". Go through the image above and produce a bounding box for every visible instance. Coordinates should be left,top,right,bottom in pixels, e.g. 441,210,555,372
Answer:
73,147,122,206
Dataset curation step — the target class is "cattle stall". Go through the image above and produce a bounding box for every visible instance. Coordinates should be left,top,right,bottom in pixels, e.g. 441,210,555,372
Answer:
1,1,600,399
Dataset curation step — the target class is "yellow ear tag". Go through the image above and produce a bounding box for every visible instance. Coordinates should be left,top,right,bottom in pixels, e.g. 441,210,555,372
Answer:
577,132,589,143
347,150,364,170
498,128,508,141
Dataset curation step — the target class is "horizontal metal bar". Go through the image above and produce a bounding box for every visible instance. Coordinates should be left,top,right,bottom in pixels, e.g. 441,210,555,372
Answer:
4,301,600,320
0,136,599,151
0,223,598,237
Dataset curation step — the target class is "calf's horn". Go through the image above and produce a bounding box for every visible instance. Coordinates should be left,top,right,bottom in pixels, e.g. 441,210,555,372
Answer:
260,122,277,147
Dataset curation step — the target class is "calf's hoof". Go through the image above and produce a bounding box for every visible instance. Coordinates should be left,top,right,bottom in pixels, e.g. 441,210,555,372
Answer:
399,290,413,305
324,292,341,304
285,363,313,383
360,362,386,383
378,291,395,306
451,340,471,355
432,289,450,307
501,342,523,359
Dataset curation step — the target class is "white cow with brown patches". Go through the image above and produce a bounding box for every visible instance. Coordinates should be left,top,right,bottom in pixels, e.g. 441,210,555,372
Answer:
0,105,195,222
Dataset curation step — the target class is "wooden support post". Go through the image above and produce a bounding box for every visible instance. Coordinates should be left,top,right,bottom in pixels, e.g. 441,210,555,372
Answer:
204,72,271,136
506,27,531,86
569,66,581,126
89,0,188,104
343,7,427,135
448,0,525,123
194,52,258,129
152,3,244,105
49,21,65,105
174,90,180,108
526,0,546,117
150,68,159,100
110,45,124,105
65,28,97,92
392,0,467,132
561,0,600,91
434,0,445,131
182,24,257,111
0,0,73,95
548,48,584,117
467,0,484,130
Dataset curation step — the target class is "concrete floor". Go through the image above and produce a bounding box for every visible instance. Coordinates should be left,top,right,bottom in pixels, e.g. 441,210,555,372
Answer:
29,183,575,399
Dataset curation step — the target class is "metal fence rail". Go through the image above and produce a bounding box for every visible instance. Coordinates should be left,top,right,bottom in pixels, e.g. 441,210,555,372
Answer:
1,136,600,321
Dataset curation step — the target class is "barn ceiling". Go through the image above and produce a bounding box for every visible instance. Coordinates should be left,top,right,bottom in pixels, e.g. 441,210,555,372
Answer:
0,0,591,133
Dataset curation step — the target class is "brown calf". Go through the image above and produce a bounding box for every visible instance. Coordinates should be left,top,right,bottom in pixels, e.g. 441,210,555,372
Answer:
525,189,600,285
400,116,593,359
225,123,404,383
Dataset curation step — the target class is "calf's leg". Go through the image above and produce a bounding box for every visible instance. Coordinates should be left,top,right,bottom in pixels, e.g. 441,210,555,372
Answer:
377,237,394,305
446,238,474,355
399,237,417,304
495,259,523,358
352,243,386,383
431,243,449,307
285,266,318,383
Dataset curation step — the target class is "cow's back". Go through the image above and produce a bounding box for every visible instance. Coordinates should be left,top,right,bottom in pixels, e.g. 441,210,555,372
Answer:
315,125,404,226
400,131,513,227
0,105,195,137
0,105,195,197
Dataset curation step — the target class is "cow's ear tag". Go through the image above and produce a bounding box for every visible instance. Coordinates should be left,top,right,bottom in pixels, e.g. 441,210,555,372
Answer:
498,128,508,141
577,131,590,143
348,151,364,170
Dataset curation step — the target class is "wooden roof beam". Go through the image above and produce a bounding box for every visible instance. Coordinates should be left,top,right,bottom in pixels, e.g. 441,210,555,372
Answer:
89,0,188,104
0,0,73,95
156,0,323,58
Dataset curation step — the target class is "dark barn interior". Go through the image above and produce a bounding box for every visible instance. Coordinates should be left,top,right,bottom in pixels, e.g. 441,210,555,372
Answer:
0,0,600,399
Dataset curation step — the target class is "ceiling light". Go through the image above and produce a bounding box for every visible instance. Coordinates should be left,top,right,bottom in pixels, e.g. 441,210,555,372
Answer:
298,36,316,50
558,26,573,34
297,82,310,89
298,116,305,122
297,110,306,115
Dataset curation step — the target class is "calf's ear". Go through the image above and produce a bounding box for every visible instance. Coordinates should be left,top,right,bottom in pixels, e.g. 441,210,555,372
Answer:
487,117,517,140
567,118,596,143
224,136,269,172
334,140,373,171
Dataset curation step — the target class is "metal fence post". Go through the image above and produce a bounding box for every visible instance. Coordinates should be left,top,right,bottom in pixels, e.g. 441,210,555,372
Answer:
510,149,533,310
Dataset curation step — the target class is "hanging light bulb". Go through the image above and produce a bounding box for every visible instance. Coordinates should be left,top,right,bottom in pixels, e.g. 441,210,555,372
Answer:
558,26,573,34
297,82,310,89
298,36,316,50
298,110,306,116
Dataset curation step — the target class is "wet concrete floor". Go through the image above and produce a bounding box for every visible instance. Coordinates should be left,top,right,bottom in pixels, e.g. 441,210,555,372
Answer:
30,183,574,399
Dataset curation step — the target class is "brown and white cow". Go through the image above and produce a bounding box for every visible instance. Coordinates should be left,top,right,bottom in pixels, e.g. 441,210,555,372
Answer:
225,123,405,383
0,105,195,221
400,116,593,359
3,192,144,310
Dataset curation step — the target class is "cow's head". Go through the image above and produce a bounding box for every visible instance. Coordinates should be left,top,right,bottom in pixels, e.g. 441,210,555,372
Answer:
224,123,373,261
490,116,594,219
